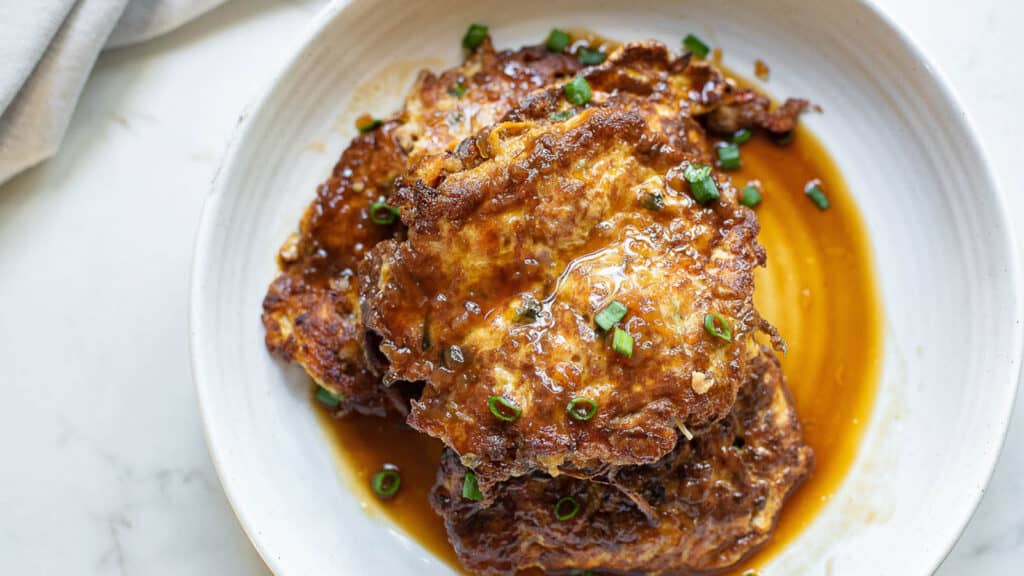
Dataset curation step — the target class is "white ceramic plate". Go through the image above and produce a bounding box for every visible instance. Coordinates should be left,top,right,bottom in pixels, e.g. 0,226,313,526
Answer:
191,0,1023,574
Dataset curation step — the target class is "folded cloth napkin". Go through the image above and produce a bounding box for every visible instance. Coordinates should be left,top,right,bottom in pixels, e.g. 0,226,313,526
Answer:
0,0,227,186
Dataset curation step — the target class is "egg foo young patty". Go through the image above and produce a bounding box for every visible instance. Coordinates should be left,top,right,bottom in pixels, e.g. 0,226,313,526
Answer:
359,42,786,493
261,38,581,416
429,349,813,576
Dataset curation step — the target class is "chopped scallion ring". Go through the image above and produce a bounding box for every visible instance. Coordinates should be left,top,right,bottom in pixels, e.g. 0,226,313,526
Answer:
564,76,592,106
683,163,711,182
554,496,581,521
732,128,753,144
566,397,599,421
805,180,830,211
546,29,570,52
357,118,383,134
683,33,711,58
371,469,401,498
642,191,665,211
447,82,467,98
612,328,633,358
577,47,606,65
549,109,575,121
740,185,762,208
595,300,627,331
462,23,489,50
703,313,732,342
717,143,741,170
314,386,343,408
369,201,400,225
690,176,720,205
462,471,483,501
515,295,543,323
487,396,522,422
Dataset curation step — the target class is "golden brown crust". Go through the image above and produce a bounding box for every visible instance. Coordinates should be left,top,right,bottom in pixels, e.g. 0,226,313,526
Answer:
360,43,768,488
261,39,581,415
430,349,813,576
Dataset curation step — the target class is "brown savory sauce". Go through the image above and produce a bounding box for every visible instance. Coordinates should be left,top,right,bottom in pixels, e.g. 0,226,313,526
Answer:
315,58,882,575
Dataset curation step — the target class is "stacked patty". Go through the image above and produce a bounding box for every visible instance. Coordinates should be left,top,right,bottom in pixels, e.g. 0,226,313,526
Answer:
263,31,812,575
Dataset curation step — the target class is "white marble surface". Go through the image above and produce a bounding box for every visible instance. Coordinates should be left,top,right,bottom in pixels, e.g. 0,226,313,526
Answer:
0,0,1019,573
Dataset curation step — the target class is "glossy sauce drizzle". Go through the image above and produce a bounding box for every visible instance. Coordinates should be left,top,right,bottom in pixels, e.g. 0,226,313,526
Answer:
316,61,882,575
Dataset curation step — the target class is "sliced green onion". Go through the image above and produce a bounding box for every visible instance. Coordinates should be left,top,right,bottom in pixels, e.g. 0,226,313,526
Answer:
690,176,720,205
732,128,753,144
549,109,575,121
358,118,383,134
577,47,606,65
487,396,522,422
566,397,599,421
683,33,711,58
703,313,732,342
515,295,543,323
447,82,467,98
371,469,401,498
612,328,633,358
773,131,794,145
805,181,830,211
740,185,762,208
564,76,592,106
546,29,570,52
642,191,665,211
462,23,489,50
369,201,400,225
683,162,711,182
595,301,627,331
315,386,343,408
717,143,741,170
462,471,483,501
684,163,719,205
554,496,581,521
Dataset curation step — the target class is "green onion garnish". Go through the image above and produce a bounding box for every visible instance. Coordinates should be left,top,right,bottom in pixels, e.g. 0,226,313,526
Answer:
740,185,762,208
732,128,753,144
487,396,522,422
549,110,575,121
774,131,794,145
642,191,665,211
805,181,830,211
462,23,489,50
447,82,467,98
595,301,627,331
315,386,343,408
684,163,719,204
612,328,633,358
462,471,483,501
371,469,401,498
515,295,543,323
564,76,592,106
369,201,400,225
554,496,581,521
703,313,732,342
358,118,383,134
577,47,606,65
717,143,741,170
683,33,711,58
566,397,598,421
546,29,570,52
